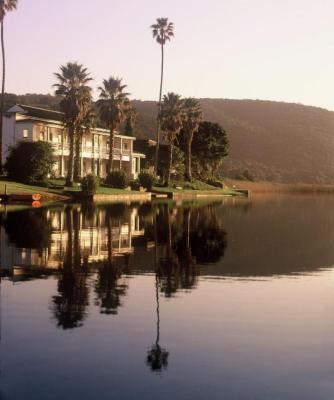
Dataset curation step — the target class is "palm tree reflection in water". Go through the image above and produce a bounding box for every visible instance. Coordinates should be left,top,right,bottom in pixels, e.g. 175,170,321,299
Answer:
147,211,169,372
146,273,169,372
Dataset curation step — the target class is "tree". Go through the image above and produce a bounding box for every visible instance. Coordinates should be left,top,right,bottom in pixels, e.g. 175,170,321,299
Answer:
150,18,174,175
0,0,17,172
5,141,54,183
123,98,138,136
97,77,129,173
54,62,92,186
159,93,183,186
181,98,202,181
179,121,229,179
75,107,96,179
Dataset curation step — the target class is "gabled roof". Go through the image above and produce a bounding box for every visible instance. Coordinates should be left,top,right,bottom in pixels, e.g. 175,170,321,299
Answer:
7,104,63,122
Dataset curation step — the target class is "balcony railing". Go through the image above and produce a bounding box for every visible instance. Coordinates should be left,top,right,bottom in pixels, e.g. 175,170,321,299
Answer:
51,143,131,159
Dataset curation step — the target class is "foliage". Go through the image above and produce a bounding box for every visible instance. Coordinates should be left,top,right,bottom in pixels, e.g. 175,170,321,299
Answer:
81,174,99,194
147,144,185,181
151,18,174,45
5,141,54,183
235,169,254,181
179,121,228,180
138,170,156,191
123,99,138,136
129,179,141,191
53,62,93,185
181,98,202,180
206,178,224,188
106,170,128,189
97,77,130,172
159,92,184,185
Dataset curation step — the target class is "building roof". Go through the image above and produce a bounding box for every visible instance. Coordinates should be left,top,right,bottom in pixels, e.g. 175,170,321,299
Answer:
8,104,64,123
6,104,136,140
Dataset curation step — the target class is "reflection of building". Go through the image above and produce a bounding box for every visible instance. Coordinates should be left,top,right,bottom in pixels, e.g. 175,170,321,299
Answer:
1,206,145,274
2,105,145,178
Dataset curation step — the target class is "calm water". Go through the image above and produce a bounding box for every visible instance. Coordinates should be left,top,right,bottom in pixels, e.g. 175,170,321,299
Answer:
1,196,334,399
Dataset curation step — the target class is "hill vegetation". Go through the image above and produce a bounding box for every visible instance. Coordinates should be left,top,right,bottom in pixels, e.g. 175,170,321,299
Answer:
5,93,334,184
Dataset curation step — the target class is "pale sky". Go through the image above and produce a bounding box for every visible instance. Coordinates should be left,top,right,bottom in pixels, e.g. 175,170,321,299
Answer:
5,0,334,110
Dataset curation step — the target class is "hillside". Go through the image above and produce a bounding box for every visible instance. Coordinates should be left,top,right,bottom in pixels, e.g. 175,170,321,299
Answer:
131,99,334,184
5,94,334,184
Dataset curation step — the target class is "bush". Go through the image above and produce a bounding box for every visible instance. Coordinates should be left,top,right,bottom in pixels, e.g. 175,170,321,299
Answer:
81,174,99,194
138,171,155,191
129,179,141,191
207,179,224,188
106,170,128,189
5,141,54,184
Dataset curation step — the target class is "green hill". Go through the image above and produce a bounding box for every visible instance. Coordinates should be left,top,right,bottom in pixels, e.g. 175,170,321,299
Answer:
6,94,334,184
132,99,334,184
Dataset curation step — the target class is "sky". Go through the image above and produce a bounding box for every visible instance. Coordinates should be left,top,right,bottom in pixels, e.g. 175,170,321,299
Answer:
5,0,334,110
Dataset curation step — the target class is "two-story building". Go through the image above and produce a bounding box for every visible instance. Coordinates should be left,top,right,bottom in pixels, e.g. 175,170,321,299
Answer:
2,104,146,179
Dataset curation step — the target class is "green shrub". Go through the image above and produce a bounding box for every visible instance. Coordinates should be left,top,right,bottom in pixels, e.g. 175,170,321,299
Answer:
129,179,141,191
207,178,224,188
81,174,99,194
138,171,155,191
5,141,54,184
106,170,128,189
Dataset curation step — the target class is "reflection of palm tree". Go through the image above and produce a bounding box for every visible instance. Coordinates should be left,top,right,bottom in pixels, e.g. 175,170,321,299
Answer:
146,271,169,372
95,212,128,315
51,207,89,329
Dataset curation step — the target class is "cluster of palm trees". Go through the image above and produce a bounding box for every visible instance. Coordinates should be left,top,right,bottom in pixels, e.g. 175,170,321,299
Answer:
151,18,203,185
53,63,134,186
159,93,202,185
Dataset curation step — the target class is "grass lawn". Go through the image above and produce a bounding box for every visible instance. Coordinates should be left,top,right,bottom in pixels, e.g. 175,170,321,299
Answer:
152,179,240,196
0,179,145,198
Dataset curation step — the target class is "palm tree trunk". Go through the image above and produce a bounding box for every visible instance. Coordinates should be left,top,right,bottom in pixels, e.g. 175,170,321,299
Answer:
108,126,115,173
0,20,5,172
73,134,81,182
185,135,193,181
66,129,75,186
154,44,164,176
165,141,173,186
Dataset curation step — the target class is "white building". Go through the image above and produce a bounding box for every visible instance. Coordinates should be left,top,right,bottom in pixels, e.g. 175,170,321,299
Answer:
2,104,146,179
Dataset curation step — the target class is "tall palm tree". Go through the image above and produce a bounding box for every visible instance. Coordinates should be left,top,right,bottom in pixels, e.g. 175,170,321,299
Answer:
151,18,174,176
97,77,129,173
182,98,202,181
159,93,183,186
54,62,92,186
0,0,17,171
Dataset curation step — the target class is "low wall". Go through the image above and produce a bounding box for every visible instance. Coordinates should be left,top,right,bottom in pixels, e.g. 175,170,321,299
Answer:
93,192,152,202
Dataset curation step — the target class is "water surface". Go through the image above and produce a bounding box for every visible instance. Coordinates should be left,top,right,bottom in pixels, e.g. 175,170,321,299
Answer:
1,195,334,400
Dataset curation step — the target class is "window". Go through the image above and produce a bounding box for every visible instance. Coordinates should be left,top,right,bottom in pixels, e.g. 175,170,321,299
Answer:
124,142,128,150
22,129,29,138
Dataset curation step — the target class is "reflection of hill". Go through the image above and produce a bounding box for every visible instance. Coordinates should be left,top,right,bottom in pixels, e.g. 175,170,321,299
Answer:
203,196,334,277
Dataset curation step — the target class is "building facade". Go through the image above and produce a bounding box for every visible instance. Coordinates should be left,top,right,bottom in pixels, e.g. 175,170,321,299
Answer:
2,104,145,179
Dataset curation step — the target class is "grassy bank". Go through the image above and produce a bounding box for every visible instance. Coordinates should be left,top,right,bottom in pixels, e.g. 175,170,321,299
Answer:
152,179,241,196
226,179,334,194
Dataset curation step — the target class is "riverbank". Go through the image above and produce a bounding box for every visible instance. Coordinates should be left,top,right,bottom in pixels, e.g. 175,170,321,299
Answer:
226,179,334,194
0,178,245,204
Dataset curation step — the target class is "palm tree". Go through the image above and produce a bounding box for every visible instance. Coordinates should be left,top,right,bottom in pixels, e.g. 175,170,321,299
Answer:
74,107,96,180
97,77,129,173
54,62,92,186
123,99,137,137
0,0,17,171
182,98,202,181
150,18,174,175
159,93,183,186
